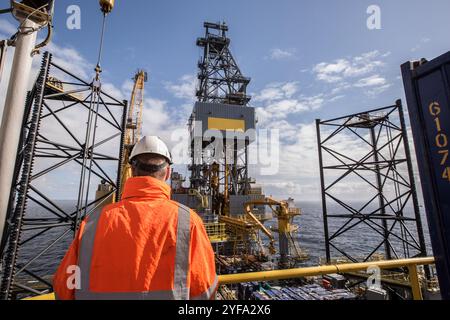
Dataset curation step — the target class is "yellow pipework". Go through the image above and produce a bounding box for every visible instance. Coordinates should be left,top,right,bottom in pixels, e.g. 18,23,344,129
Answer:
219,257,435,300
23,257,435,300
24,293,55,300
223,160,230,216
244,203,276,254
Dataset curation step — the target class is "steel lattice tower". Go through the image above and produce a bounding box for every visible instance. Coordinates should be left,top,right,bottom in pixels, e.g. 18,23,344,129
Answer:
316,101,428,265
196,22,251,106
189,22,254,217
0,53,127,300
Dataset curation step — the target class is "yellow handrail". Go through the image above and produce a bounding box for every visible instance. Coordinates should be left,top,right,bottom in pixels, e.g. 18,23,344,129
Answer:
219,257,436,300
24,257,436,300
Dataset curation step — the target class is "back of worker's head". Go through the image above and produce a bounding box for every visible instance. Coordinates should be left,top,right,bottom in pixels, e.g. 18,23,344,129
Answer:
131,154,170,181
130,136,173,182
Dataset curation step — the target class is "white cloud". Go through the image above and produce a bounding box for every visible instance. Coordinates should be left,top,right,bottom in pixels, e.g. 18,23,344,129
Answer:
164,74,196,101
252,122,322,200
256,98,317,124
353,74,391,97
328,95,345,103
101,82,125,100
313,51,386,84
330,82,352,95
0,32,127,186
268,48,296,60
254,82,299,102
47,42,93,80
251,114,415,202
261,99,311,119
0,20,192,200
254,82,339,125
314,59,349,83
121,78,134,94
0,16,406,205
259,121,357,200
366,84,392,97
262,181,304,197
0,32,122,117
141,98,170,134
1,19,97,118
354,74,387,88
312,51,392,98
411,37,432,52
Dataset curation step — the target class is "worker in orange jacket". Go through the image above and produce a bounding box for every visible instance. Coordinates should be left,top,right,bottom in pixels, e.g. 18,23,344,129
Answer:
54,136,218,300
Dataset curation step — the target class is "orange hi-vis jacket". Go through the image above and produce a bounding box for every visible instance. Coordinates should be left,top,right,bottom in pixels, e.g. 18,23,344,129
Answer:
53,177,218,300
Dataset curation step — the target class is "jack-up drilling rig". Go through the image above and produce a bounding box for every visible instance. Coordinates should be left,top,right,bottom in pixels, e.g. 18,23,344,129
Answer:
171,22,307,269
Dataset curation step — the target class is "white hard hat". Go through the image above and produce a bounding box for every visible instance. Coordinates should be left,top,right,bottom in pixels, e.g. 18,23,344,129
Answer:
130,136,173,164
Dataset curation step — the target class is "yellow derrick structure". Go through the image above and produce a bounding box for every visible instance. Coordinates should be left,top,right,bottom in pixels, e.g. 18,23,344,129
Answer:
120,70,148,196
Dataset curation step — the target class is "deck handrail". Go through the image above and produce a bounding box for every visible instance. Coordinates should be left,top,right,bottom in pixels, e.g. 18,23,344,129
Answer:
24,257,436,300
218,257,436,300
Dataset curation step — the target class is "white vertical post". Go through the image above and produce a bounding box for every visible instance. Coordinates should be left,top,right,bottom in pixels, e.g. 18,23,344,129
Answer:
0,18,38,241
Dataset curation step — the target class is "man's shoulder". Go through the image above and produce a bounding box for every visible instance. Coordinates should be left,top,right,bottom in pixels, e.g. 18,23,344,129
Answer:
106,197,205,226
168,200,204,226
101,201,124,214
104,198,180,211
166,199,187,212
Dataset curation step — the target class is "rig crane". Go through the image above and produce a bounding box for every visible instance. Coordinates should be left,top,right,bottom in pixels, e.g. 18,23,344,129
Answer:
119,70,148,196
243,198,306,266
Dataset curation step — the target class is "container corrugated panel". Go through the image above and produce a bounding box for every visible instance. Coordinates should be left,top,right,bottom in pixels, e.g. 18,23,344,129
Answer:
191,102,256,144
402,52,450,299
250,285,357,301
252,292,269,300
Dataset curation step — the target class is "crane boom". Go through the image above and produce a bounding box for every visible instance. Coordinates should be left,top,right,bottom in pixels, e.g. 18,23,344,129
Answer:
120,70,148,197
244,198,302,261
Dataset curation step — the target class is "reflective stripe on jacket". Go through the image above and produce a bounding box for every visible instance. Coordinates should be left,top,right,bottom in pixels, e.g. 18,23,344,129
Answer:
53,177,218,300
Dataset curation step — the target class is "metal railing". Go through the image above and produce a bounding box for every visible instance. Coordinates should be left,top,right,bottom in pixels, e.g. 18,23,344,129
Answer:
205,223,228,243
24,257,436,300
219,257,436,300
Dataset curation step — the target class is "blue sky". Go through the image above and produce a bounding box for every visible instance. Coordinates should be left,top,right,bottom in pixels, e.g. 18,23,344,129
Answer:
44,0,450,119
1,0,450,201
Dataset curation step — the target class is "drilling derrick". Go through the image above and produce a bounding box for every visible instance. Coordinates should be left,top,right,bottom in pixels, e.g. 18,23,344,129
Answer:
172,22,306,268
196,22,251,106
189,22,256,217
